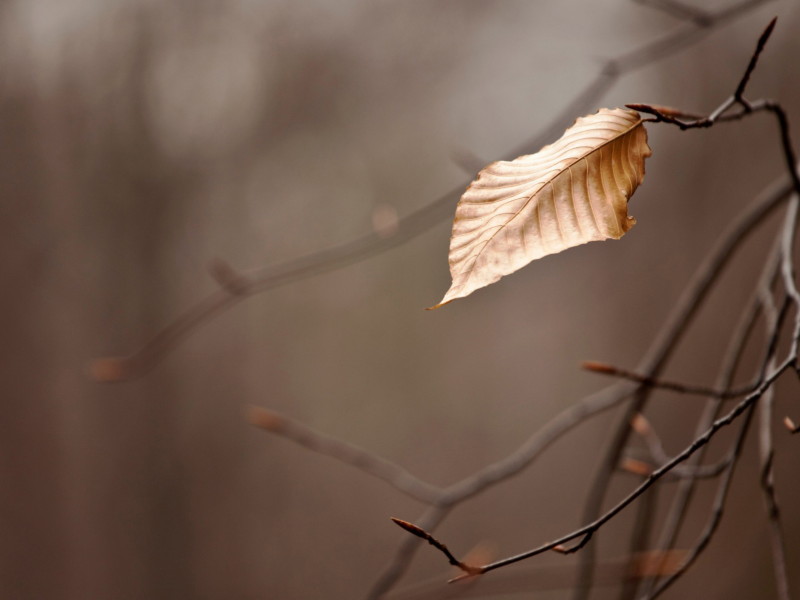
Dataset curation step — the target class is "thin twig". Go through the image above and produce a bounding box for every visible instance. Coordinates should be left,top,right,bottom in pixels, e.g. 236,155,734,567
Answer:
438,356,794,582
633,0,713,26
247,407,442,504
627,413,732,479
756,197,796,600
648,295,790,599
581,361,755,398
619,454,730,480
390,519,482,576
735,17,777,101
758,385,791,600
648,404,758,598
579,18,794,599
639,249,778,600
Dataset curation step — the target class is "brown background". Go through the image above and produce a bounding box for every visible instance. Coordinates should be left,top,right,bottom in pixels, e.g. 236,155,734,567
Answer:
1,0,798,598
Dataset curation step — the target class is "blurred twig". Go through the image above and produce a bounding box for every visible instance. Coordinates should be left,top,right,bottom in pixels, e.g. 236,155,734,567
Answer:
581,361,756,398
645,246,785,599
633,0,713,27
247,407,442,503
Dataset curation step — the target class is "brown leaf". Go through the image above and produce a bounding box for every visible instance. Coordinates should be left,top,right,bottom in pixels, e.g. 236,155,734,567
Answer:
433,107,651,308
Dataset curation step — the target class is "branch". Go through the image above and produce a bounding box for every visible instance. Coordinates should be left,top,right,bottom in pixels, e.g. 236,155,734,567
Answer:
90,0,775,382
648,403,758,598
625,413,732,479
642,234,782,590
633,0,713,26
646,291,787,599
643,239,784,598
757,369,792,600
577,18,792,598
247,407,442,504
581,361,755,398
421,356,794,583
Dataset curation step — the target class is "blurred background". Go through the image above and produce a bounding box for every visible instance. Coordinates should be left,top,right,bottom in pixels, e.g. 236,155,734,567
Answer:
1,0,799,598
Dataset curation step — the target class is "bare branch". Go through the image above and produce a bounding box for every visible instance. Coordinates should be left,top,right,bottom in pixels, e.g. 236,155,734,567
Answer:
438,357,794,583
367,507,450,600
390,519,481,576
758,362,792,600
247,407,442,504
648,403,758,598
735,16,777,101
627,413,732,479
573,173,793,599
581,361,754,398
633,0,713,26
640,236,783,598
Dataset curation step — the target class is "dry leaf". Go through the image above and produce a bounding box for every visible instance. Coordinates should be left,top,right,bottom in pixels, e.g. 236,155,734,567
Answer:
433,107,651,308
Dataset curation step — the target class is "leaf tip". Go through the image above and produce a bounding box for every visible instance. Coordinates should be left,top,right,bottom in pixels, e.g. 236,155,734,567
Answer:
425,300,449,311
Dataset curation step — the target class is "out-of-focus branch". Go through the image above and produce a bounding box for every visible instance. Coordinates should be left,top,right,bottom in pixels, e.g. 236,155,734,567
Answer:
581,361,755,398
633,0,713,26
643,238,785,598
648,404,758,598
626,413,732,479
90,0,775,382
426,354,795,582
648,308,791,600
641,236,782,597
754,197,796,600
758,380,791,600
247,407,442,504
